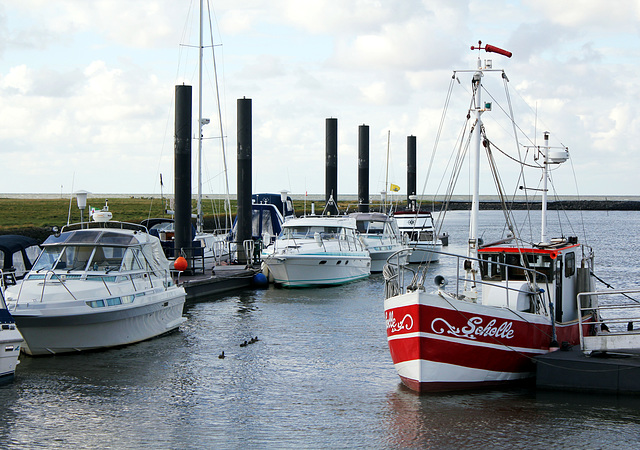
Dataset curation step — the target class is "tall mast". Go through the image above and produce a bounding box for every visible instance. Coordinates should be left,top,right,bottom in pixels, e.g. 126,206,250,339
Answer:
384,130,390,209
541,131,550,244
469,63,483,261
465,42,512,298
196,0,204,234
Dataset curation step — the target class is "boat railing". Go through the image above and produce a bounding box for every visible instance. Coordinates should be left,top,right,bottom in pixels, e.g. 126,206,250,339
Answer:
577,289,640,353
12,267,173,306
275,232,364,254
63,221,149,233
37,270,79,302
383,248,551,314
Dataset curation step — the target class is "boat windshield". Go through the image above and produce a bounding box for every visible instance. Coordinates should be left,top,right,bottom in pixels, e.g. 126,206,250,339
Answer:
281,226,342,240
31,245,144,273
357,220,386,235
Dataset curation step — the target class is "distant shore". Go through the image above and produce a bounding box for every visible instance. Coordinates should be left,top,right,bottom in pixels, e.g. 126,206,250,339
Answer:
2,193,640,211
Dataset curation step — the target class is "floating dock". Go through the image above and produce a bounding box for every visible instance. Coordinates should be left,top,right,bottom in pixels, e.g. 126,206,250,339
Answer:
536,288,640,394
177,264,259,303
536,347,640,394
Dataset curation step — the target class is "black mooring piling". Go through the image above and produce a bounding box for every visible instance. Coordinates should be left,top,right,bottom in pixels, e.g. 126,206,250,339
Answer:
236,98,252,264
358,124,370,213
174,85,192,259
407,135,417,209
325,118,339,215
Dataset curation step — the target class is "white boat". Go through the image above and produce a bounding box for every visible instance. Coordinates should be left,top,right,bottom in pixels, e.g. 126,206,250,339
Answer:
4,219,187,356
383,42,605,392
0,272,23,381
393,210,442,263
262,215,371,287
349,212,407,273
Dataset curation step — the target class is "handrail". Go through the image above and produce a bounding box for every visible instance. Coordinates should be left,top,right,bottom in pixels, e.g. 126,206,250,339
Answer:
383,247,551,314
62,221,149,233
577,289,640,351
40,270,78,302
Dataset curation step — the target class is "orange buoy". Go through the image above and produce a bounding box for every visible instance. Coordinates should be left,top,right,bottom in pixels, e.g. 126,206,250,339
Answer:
174,256,188,272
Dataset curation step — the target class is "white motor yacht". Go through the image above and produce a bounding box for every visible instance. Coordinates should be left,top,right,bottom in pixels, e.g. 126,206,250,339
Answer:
393,210,442,263
349,212,407,273
5,220,187,355
262,215,370,287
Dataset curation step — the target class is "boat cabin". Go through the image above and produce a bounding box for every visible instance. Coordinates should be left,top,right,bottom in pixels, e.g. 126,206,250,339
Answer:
478,238,588,322
351,212,400,239
28,224,170,282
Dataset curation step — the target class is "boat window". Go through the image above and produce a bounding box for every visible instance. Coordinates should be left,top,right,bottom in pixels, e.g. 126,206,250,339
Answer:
416,230,434,241
320,227,340,240
565,252,575,278
66,230,101,244
120,248,143,272
31,246,64,272
368,221,385,234
253,209,274,237
98,232,137,246
282,226,310,239
59,246,93,272
480,253,503,280
525,253,554,282
504,254,528,280
480,252,553,282
89,246,126,272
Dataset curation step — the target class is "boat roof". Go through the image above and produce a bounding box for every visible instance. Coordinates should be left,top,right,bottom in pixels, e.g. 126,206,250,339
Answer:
0,235,40,271
0,235,39,255
478,242,581,257
283,215,357,229
44,222,152,247
393,210,433,217
349,212,392,222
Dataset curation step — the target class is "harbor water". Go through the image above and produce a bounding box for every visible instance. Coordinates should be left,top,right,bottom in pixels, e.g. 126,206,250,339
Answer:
2,210,640,448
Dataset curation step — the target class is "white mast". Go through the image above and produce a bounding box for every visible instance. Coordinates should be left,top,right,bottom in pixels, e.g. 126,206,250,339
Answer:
469,62,484,261
384,130,390,209
541,131,550,244
465,42,512,298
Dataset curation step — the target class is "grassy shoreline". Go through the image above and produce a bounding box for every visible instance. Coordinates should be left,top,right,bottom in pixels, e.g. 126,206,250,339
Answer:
2,197,638,242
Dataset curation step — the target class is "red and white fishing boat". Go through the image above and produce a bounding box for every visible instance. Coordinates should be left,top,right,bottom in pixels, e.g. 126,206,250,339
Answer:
383,42,598,392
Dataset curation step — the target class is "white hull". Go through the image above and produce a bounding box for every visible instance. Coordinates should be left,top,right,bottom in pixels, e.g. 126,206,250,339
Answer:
264,253,370,287
368,245,408,272
15,290,185,355
408,242,442,263
0,326,22,380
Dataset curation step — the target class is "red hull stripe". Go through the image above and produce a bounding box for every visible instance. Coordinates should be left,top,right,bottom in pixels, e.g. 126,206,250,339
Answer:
388,331,548,354
389,335,538,373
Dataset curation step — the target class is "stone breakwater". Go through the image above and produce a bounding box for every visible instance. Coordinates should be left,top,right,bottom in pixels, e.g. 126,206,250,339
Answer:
444,200,640,211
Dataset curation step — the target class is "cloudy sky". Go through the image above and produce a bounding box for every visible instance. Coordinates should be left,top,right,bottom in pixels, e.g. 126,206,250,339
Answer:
2,0,639,199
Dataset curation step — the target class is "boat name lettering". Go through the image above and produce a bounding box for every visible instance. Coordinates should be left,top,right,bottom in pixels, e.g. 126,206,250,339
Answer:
431,317,514,340
386,311,413,333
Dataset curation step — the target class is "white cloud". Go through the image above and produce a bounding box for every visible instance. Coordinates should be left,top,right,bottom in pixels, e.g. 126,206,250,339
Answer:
0,0,639,197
